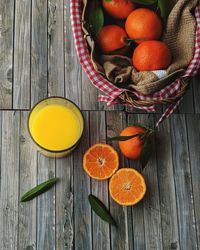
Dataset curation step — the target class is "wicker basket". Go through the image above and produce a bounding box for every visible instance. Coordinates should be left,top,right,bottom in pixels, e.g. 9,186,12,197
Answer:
70,0,200,125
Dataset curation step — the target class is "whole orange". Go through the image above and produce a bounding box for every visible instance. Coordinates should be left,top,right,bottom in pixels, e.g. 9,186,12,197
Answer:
125,8,162,43
102,0,135,19
97,25,128,54
119,126,145,160
133,40,172,71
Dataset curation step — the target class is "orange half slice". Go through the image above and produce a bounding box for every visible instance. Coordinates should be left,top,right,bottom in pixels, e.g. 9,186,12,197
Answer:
83,143,119,180
109,168,146,206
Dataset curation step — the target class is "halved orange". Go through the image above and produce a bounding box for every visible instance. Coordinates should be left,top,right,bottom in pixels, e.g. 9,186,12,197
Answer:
83,144,119,180
109,168,146,206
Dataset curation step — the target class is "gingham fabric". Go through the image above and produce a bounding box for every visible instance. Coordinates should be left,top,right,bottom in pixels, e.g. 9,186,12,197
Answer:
70,0,200,126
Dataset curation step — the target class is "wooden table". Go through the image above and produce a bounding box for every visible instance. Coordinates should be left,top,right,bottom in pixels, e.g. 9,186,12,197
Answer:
0,1,200,250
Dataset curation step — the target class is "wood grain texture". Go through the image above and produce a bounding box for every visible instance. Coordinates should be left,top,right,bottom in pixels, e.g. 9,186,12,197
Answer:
155,116,179,250
36,154,56,250
90,111,110,250
56,156,74,250
13,0,31,109
31,0,48,107
193,74,200,113
186,114,200,248
18,112,37,250
0,0,13,108
73,112,92,250
0,110,199,249
0,112,20,250
170,115,198,250
134,114,163,250
106,111,130,250
127,114,146,250
64,2,82,107
48,0,65,97
178,83,194,113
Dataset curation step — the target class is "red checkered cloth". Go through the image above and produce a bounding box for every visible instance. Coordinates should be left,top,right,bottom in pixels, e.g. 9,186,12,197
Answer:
70,0,200,126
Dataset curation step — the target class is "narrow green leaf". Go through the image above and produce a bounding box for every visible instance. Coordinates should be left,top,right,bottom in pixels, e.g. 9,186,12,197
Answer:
108,133,144,142
158,0,167,23
89,194,117,226
140,137,153,169
132,0,157,5
90,7,104,37
21,177,59,202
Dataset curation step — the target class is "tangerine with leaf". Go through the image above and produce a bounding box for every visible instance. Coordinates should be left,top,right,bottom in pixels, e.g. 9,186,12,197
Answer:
110,125,153,167
102,0,136,19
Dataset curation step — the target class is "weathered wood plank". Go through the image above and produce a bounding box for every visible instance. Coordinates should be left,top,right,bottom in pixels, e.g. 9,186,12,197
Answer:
0,0,14,108
64,2,82,106
178,83,194,113
31,0,48,107
170,115,198,250
81,73,99,110
193,74,200,113
90,111,110,250
127,114,146,250
48,0,65,96
155,116,180,249
18,112,37,249
0,111,20,250
37,154,56,250
56,156,74,250
186,114,200,248
132,114,163,250
73,112,92,250
13,0,31,109
106,111,130,250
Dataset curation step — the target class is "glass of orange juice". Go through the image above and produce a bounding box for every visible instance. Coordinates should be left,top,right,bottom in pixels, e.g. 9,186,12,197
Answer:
28,97,84,158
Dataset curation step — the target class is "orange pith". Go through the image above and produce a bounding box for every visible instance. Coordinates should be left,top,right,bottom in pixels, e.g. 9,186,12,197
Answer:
109,168,146,206
83,144,119,180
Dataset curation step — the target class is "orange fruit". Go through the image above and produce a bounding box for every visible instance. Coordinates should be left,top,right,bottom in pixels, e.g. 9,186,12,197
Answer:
133,40,172,71
125,8,162,44
119,126,145,160
102,0,135,19
97,25,128,54
83,143,119,180
109,168,146,206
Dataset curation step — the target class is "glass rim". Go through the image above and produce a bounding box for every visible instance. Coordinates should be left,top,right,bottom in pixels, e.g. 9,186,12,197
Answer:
27,96,84,153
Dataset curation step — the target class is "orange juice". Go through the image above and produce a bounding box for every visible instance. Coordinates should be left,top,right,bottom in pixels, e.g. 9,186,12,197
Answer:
28,97,84,157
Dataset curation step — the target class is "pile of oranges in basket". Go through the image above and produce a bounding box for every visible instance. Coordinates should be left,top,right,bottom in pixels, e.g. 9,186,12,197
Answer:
96,0,172,71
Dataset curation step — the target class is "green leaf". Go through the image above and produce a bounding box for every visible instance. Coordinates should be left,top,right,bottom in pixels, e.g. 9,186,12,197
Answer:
21,177,59,202
140,137,153,169
90,7,104,37
108,133,144,142
158,0,167,23
89,194,117,226
132,0,157,5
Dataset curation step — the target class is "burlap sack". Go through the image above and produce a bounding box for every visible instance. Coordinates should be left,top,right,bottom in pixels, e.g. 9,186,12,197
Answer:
82,0,198,95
